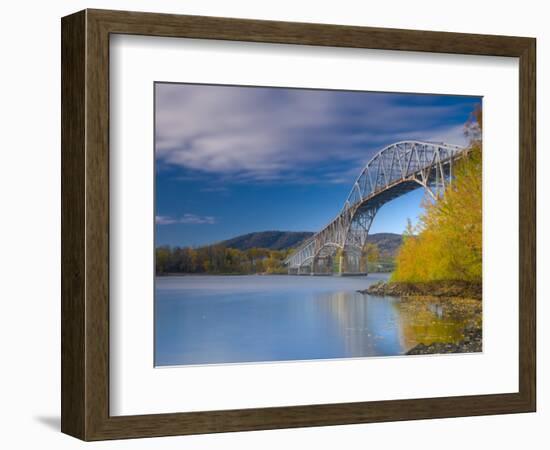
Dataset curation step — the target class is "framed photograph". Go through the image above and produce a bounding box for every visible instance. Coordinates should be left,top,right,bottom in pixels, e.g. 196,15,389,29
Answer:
61,9,536,440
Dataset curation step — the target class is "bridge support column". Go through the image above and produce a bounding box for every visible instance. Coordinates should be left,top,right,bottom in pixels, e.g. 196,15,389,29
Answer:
338,252,346,275
312,256,332,276
338,251,368,276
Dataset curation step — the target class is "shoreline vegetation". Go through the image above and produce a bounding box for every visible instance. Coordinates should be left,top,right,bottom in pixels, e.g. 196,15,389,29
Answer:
391,150,482,284
155,231,401,276
155,246,291,275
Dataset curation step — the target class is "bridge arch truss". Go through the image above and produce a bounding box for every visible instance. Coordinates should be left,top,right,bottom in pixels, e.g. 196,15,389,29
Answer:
285,141,466,275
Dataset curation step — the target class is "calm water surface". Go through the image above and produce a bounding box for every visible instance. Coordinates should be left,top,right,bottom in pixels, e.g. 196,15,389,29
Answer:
155,274,474,366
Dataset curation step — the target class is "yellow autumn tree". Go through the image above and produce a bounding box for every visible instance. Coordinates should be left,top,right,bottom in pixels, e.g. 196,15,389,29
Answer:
392,108,482,283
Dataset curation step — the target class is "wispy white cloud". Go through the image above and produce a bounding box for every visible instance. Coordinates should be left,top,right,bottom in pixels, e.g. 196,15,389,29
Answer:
425,123,469,147
155,215,178,225
155,84,477,184
156,214,216,225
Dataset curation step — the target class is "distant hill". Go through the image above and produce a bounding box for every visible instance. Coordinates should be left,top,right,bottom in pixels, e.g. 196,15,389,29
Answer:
220,231,314,251
366,233,403,258
220,230,403,257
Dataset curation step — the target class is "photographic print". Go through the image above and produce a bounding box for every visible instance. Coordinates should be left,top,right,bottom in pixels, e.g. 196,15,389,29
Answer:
154,83,482,367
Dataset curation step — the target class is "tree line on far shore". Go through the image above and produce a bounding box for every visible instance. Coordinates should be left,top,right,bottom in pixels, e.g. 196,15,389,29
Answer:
156,241,391,275
155,245,292,275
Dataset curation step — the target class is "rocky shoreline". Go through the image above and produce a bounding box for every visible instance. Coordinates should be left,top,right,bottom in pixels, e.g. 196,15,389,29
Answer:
406,325,482,355
359,280,482,355
359,280,482,301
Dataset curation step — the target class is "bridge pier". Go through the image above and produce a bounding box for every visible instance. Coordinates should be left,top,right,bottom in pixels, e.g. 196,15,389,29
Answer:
287,250,369,276
337,250,367,276
311,255,333,276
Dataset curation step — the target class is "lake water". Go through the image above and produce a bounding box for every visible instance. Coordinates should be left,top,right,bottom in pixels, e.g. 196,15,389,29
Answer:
155,274,475,366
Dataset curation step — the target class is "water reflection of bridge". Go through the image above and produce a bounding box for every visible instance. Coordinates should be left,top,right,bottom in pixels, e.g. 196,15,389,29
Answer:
285,141,466,276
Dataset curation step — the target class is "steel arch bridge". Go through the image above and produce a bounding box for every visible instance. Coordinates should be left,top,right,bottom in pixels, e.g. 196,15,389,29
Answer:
284,141,467,276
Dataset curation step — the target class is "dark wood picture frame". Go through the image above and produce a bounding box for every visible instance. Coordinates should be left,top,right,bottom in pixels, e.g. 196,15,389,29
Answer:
61,9,536,441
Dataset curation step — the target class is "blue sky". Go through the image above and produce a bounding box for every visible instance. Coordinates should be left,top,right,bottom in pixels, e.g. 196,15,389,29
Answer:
155,83,481,247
